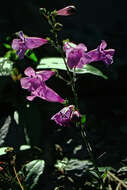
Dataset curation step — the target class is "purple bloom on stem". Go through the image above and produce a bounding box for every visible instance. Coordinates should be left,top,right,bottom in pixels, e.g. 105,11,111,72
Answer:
63,41,115,69
20,67,64,103
51,105,80,126
87,40,115,66
64,42,89,69
12,31,48,59
56,5,76,16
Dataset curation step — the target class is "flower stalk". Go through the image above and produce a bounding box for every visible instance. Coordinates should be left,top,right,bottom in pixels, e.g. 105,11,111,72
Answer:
46,10,104,188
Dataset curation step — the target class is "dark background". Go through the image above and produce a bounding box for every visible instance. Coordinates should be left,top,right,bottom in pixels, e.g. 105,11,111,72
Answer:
0,0,127,169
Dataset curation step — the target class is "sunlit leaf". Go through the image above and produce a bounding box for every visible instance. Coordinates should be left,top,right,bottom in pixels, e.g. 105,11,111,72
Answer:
37,57,108,79
0,147,8,156
20,145,31,151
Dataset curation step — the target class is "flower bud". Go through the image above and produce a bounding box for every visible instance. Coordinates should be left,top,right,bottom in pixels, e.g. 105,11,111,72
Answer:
56,6,76,16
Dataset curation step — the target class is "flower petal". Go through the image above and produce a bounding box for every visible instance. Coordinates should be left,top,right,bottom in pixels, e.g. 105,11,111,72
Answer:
25,37,48,49
39,85,64,103
36,70,55,81
24,67,36,77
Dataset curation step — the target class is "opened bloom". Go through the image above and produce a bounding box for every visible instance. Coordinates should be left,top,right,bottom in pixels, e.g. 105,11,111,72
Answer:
87,40,115,66
12,31,48,59
51,105,80,126
20,67,64,103
64,40,115,69
56,5,76,16
64,42,90,69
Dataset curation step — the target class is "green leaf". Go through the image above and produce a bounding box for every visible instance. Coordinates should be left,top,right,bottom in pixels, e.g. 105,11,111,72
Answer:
74,64,108,79
26,50,38,62
81,115,86,125
20,145,31,151
0,147,8,156
38,57,66,70
117,167,127,173
0,57,13,76
37,57,108,79
3,43,11,49
98,166,116,173
25,160,45,189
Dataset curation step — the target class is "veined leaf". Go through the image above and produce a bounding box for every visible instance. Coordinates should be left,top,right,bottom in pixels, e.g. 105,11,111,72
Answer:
25,160,45,189
37,57,108,79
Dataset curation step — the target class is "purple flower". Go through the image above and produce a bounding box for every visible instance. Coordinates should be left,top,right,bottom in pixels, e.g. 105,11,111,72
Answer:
64,42,89,69
51,105,80,126
56,5,76,16
87,40,115,66
63,41,115,69
12,31,48,59
20,67,64,103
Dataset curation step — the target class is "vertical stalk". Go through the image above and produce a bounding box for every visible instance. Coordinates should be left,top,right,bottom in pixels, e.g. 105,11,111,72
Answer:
47,13,104,189
80,123,104,189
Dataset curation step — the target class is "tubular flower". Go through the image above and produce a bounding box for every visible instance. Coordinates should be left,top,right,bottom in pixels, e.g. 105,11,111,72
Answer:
51,105,80,126
56,5,76,16
20,67,64,103
63,42,90,69
63,41,115,69
87,40,115,66
12,31,48,59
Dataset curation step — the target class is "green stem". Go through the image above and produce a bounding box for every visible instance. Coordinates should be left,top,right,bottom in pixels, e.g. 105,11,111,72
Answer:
48,13,104,189
47,16,79,108
80,123,104,189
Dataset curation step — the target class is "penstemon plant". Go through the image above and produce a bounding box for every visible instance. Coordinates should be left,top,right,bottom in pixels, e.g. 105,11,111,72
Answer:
1,4,118,190
10,5,115,190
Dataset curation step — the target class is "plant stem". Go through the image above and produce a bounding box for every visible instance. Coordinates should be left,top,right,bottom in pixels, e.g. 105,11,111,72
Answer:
107,171,127,189
48,13,104,189
13,165,24,190
80,123,104,189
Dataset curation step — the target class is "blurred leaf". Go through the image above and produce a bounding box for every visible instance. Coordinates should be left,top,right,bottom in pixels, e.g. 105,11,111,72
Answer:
55,158,93,176
117,167,127,173
37,57,108,79
81,115,86,125
13,111,19,125
0,116,11,146
0,57,13,76
25,160,45,189
98,166,115,173
26,50,38,62
3,43,11,49
20,145,31,151
88,170,100,179
4,50,18,60
0,147,7,156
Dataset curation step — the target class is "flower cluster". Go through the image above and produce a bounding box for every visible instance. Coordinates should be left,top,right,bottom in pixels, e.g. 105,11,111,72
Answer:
64,40,115,69
11,5,115,127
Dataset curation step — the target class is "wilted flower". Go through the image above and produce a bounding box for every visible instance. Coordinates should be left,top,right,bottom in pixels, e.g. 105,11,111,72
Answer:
20,67,64,103
63,41,115,69
12,31,48,59
51,105,80,126
56,5,76,16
